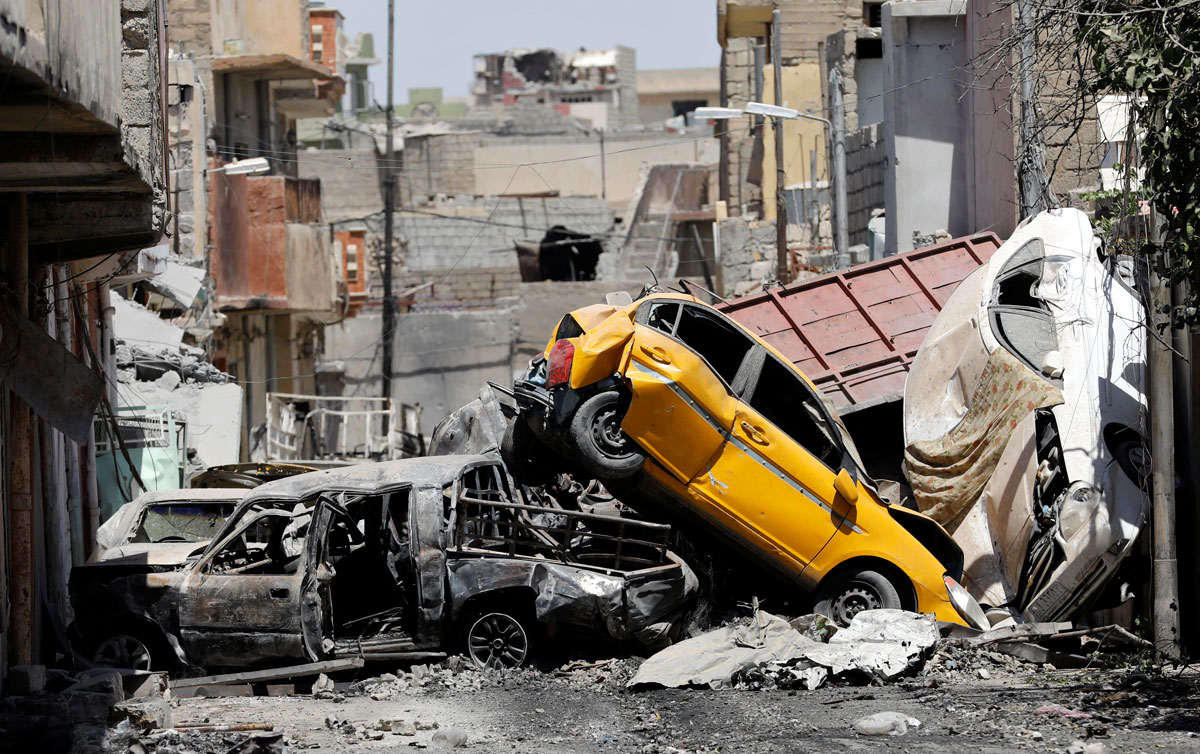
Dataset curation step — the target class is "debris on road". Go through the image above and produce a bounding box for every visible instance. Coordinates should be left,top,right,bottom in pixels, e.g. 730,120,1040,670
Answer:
852,710,922,736
629,609,939,690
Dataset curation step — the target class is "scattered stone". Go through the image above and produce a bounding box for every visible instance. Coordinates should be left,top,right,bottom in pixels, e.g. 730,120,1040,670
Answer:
432,727,469,748
111,699,172,730
1067,740,1106,754
853,711,920,736
9,664,46,695
977,668,990,680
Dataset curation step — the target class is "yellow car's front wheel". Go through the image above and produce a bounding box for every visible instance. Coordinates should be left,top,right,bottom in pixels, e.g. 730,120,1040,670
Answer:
569,390,646,480
813,569,903,626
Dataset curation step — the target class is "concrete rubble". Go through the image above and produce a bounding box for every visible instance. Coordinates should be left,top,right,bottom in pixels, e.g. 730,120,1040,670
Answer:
628,609,939,690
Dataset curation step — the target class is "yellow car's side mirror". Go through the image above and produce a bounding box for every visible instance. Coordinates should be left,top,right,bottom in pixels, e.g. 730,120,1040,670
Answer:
834,468,859,505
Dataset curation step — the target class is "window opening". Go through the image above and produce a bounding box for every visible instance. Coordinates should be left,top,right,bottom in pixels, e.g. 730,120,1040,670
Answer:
749,355,842,468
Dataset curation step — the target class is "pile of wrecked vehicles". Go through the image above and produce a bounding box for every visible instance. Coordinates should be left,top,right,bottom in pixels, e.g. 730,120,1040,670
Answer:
69,208,1150,677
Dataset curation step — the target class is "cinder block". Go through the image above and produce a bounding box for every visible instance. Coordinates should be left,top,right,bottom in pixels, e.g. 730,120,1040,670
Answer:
9,665,45,695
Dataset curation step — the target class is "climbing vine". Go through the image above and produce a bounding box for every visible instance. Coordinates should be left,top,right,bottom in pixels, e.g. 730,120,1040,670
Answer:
1076,0,1200,325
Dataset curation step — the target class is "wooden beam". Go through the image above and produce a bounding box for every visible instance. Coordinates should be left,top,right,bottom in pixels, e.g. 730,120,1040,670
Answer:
169,658,366,689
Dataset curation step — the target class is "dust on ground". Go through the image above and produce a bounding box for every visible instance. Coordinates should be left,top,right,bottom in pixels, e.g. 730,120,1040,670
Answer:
114,648,1200,754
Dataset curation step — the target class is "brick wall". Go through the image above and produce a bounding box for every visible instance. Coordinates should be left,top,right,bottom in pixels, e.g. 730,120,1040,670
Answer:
719,37,762,214
844,123,884,247
397,196,615,272
777,1,863,63
366,267,523,309
166,0,214,57
399,132,479,201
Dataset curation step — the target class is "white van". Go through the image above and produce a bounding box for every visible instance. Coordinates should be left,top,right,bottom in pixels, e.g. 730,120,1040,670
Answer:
902,208,1148,623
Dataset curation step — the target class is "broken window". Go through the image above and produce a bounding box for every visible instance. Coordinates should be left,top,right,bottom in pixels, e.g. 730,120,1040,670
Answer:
640,303,754,387
748,355,842,469
207,508,312,575
989,239,1060,377
133,502,237,544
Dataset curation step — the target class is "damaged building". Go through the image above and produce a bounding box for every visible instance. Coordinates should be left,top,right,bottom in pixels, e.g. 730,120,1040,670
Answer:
0,0,168,690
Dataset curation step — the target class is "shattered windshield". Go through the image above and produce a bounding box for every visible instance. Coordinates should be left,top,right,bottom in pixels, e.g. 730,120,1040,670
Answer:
134,503,237,544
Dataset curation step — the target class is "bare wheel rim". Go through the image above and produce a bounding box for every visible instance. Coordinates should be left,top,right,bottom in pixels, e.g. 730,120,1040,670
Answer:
590,404,634,460
831,583,883,626
93,634,151,670
467,613,529,669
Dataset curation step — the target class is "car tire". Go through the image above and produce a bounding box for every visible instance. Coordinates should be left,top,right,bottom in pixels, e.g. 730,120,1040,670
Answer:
464,610,536,669
88,627,172,671
500,418,554,485
813,569,903,627
568,390,646,480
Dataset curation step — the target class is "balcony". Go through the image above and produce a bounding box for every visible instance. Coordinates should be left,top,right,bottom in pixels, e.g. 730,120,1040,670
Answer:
209,173,342,317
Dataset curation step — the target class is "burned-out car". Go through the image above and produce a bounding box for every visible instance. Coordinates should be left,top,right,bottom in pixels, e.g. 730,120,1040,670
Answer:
903,208,1148,624
71,455,696,671
92,488,246,563
509,292,987,628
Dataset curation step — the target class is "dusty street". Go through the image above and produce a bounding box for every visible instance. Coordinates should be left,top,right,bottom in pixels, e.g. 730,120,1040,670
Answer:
114,652,1200,754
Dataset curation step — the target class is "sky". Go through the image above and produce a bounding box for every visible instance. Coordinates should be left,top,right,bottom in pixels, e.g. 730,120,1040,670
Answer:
324,0,720,103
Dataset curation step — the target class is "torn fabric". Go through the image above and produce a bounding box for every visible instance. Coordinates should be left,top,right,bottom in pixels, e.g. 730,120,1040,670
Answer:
903,347,1062,529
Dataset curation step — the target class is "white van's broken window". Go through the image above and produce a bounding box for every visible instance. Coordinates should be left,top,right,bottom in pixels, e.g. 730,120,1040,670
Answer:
989,238,1060,377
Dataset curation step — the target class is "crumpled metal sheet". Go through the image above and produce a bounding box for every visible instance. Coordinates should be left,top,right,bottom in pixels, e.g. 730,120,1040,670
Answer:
629,609,939,690
428,384,509,456
806,609,940,680
445,556,695,645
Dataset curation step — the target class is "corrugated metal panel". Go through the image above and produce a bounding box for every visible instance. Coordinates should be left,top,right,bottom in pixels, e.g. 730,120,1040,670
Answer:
718,232,1003,414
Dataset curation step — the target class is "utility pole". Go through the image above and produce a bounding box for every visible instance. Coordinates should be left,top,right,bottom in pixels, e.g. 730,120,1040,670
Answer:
598,129,606,200
771,9,789,284
830,69,848,261
381,0,396,405
1149,248,1181,658
1016,0,1047,217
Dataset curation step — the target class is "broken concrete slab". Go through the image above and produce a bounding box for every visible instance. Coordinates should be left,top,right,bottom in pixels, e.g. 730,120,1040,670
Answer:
630,609,940,690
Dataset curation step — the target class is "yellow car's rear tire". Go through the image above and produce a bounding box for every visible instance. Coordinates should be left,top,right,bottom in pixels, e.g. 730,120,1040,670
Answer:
569,390,646,480
813,569,902,627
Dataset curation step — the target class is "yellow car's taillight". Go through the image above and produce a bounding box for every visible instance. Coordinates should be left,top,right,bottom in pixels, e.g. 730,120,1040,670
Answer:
546,339,575,388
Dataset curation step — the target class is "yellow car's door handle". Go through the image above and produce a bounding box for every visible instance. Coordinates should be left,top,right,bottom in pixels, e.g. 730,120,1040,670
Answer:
741,421,769,446
640,344,671,364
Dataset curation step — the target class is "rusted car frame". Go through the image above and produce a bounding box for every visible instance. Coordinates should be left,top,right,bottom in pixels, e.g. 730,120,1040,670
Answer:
72,454,696,671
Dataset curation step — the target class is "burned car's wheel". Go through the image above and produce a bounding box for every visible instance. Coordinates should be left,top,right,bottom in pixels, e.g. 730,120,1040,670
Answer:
813,569,903,627
569,390,646,480
501,418,555,485
91,632,155,671
465,612,533,669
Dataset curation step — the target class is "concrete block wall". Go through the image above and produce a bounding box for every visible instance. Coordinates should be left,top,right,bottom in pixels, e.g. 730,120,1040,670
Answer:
400,132,479,201
122,0,166,223
398,196,615,272
615,45,639,128
717,217,778,297
719,37,763,215
844,123,884,247
378,267,524,307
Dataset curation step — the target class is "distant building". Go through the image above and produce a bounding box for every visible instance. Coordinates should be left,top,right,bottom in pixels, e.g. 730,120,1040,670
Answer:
473,45,639,130
636,67,720,126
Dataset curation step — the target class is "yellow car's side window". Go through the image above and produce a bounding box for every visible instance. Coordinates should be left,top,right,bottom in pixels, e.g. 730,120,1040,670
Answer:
639,302,754,390
747,355,842,469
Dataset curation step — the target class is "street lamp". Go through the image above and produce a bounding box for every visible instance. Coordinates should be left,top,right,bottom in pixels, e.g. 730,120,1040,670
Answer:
209,156,271,175
694,99,847,261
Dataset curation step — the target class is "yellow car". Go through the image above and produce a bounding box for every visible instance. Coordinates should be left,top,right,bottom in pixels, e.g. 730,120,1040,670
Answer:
510,292,986,627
